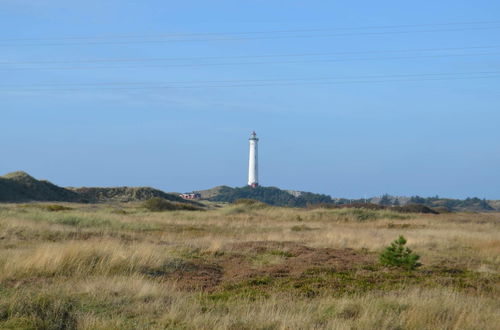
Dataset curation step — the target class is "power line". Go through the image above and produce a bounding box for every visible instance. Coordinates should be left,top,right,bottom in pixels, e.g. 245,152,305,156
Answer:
2,44,500,66
1,52,499,72
2,20,500,42
2,25,500,46
4,75,499,92
2,71,499,92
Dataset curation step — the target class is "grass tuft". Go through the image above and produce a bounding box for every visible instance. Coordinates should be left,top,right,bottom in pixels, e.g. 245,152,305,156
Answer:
0,290,76,330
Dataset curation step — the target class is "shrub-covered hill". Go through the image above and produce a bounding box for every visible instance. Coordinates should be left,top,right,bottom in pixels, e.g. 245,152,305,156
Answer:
407,196,495,212
69,187,186,203
369,194,497,212
207,185,334,207
0,171,81,202
0,171,184,204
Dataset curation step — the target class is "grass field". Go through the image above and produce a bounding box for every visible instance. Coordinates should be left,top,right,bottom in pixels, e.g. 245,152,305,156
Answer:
0,202,499,329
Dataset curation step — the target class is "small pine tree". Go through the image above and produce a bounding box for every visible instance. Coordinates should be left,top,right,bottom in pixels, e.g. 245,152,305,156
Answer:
379,235,421,270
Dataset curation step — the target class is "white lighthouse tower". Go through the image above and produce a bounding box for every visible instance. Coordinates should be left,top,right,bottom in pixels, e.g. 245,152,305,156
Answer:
248,131,259,187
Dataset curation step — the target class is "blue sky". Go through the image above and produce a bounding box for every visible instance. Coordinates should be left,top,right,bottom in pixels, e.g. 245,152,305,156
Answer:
1,1,499,198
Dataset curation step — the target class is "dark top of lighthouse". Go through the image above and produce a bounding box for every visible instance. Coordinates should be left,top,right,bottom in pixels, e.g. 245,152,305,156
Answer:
249,131,259,141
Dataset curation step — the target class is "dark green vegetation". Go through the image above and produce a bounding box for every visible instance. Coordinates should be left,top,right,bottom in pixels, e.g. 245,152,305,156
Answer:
142,197,204,211
372,194,496,212
209,185,333,207
408,196,494,212
20,203,73,212
379,236,422,270
307,202,438,214
392,204,438,214
204,185,498,211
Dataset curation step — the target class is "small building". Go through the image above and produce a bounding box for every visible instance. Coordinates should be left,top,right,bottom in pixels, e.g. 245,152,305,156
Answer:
179,193,201,200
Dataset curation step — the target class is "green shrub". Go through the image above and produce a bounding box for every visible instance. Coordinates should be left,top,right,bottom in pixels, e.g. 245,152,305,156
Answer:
143,197,203,212
17,204,72,212
379,236,421,270
433,206,451,214
392,204,438,214
42,204,73,212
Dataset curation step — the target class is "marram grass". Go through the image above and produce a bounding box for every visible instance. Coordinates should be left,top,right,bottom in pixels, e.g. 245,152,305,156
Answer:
0,203,498,329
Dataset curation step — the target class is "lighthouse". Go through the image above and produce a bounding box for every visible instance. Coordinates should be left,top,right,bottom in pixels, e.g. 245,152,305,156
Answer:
248,131,259,187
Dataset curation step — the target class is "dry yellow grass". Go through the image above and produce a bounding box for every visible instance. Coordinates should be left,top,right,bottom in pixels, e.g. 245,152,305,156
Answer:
0,203,499,329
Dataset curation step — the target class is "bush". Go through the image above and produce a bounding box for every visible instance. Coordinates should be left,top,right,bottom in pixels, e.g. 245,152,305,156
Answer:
392,204,438,214
41,204,73,212
433,206,451,214
18,204,72,212
379,236,421,270
143,198,203,212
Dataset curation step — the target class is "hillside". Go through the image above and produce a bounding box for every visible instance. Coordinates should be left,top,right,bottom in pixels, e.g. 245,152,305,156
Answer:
0,171,184,204
488,200,500,211
1,171,498,211
197,185,231,199
398,195,494,212
207,185,333,207
0,171,81,202
364,194,496,212
70,186,187,203
203,186,499,211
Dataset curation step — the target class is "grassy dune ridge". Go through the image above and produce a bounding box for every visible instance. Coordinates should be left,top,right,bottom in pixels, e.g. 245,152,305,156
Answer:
0,203,499,329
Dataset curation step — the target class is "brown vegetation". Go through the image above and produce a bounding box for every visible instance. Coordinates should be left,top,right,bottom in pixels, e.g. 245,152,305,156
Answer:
0,203,498,329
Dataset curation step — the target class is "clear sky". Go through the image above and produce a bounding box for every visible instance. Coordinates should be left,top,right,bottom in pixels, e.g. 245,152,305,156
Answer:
1,1,499,199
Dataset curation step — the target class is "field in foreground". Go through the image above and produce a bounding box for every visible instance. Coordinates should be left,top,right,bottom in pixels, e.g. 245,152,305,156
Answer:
0,203,499,329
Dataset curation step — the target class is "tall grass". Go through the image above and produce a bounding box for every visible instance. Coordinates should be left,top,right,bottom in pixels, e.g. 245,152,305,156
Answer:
2,285,498,329
0,290,77,329
0,203,498,329
0,241,184,281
